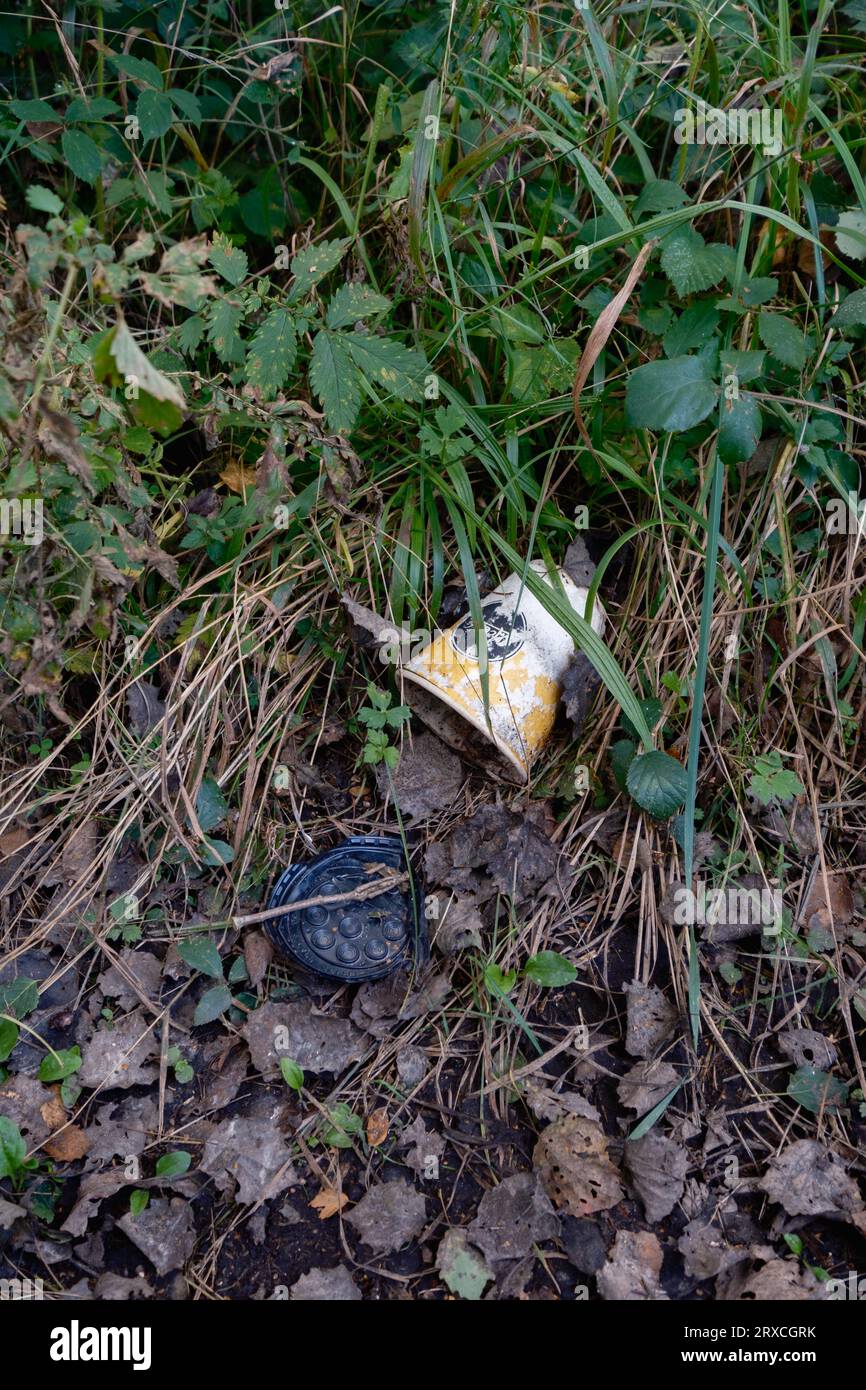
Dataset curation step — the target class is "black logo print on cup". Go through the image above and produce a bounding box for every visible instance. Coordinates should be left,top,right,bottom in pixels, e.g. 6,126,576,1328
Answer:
451,600,527,662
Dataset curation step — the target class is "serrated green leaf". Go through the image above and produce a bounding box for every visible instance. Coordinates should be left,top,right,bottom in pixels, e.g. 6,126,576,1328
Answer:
66,96,120,121
326,283,391,329
168,88,202,127
11,98,61,121
660,228,736,297
136,89,174,141
625,354,718,433
747,751,805,805
610,737,637,791
107,53,164,89
310,331,360,433
758,313,807,369
26,185,64,215
61,128,102,185
626,750,688,819
663,302,719,357
179,935,224,980
208,234,248,287
633,180,689,215
342,333,426,401
718,392,762,464
289,237,351,299
193,982,233,1026
524,951,577,987
245,309,297,395
831,287,866,330
719,348,765,384
177,314,205,355
206,299,245,364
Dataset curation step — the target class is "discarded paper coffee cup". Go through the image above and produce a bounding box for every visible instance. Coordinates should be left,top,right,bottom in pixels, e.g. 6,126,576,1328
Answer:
403,561,605,781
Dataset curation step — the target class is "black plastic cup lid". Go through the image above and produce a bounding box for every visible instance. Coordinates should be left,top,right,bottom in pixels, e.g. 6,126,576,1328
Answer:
264,835,426,983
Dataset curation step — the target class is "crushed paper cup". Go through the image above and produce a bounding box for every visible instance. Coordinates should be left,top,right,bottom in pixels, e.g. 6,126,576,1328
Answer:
403,560,606,781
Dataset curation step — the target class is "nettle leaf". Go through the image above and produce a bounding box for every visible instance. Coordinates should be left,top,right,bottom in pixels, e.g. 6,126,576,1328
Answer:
107,53,165,89
524,951,578,987
758,313,807,369
208,233,248,287
206,300,245,364
168,88,202,127
663,302,720,357
831,287,866,330
136,88,174,141
310,331,361,433
626,750,688,819
11,98,60,121
177,314,205,355
718,392,762,464
717,275,778,313
66,95,120,121
326,283,391,329
625,354,718,433
342,333,426,402
245,309,298,396
26,185,63,215
61,128,102,184
289,237,351,299
720,348,765,384
179,935,224,980
633,179,689,216
660,228,736,297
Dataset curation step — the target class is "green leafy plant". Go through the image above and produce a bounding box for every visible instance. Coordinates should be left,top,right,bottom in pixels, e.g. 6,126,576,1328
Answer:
748,752,806,806
357,683,411,769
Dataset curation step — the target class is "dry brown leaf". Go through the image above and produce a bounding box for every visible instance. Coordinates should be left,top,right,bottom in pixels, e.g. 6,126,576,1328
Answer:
533,1115,624,1218
800,872,854,927
41,1089,91,1161
366,1107,389,1147
310,1187,350,1221
219,460,258,494
243,931,273,991
43,1123,91,1161
572,239,656,449
0,827,29,855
